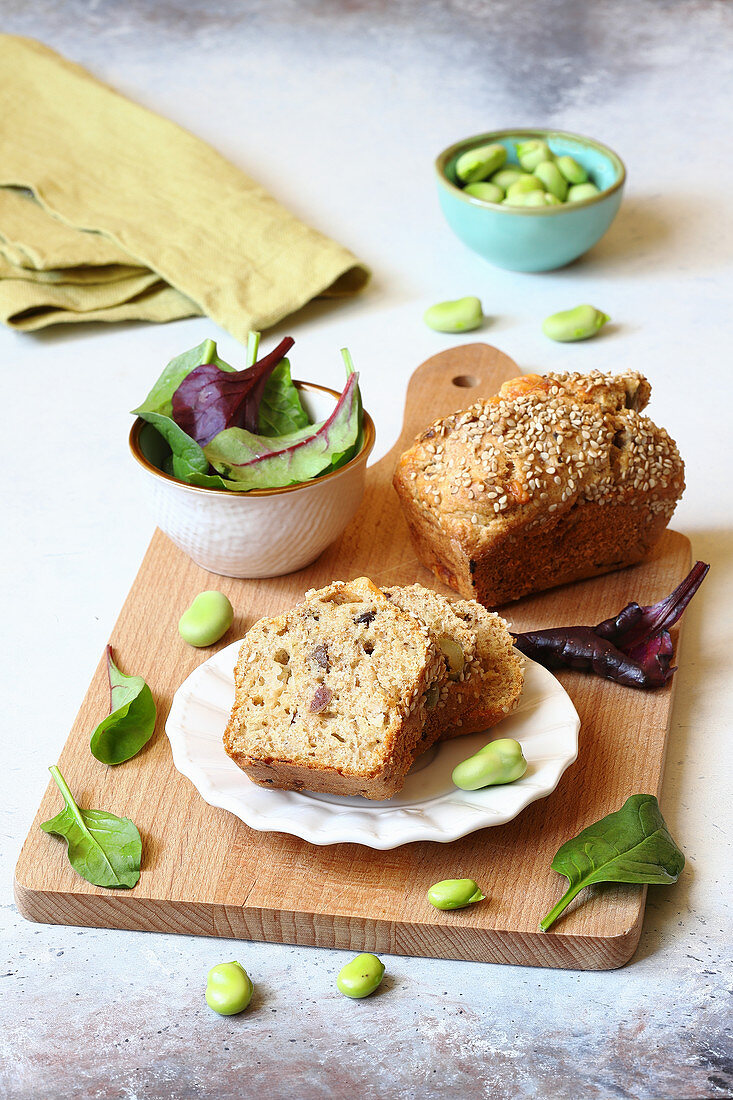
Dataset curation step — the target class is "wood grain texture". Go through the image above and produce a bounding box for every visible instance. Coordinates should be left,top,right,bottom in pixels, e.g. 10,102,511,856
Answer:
14,344,691,969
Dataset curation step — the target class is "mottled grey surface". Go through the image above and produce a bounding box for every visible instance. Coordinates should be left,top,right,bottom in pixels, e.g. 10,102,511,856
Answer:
2,1,733,1098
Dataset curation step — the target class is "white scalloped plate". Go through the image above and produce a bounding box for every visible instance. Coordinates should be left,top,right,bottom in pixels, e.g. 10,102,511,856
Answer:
166,641,580,849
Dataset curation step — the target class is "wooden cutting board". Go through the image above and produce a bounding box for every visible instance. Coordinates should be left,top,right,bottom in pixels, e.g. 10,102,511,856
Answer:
14,344,690,970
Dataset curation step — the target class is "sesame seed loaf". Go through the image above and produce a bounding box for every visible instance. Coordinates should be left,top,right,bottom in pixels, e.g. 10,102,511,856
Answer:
393,370,685,606
383,584,523,741
223,577,445,799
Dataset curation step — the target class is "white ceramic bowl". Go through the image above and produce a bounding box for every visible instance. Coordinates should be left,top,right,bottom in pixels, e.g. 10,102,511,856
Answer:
129,382,375,578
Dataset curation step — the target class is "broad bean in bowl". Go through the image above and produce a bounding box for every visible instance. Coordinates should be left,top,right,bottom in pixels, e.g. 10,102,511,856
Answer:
435,128,626,271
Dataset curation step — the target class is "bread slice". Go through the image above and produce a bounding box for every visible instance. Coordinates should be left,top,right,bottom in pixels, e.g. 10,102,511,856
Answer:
383,584,524,741
451,599,525,735
223,577,444,799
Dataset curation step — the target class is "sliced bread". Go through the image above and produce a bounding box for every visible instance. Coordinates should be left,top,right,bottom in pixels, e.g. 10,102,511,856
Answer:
223,577,444,799
383,584,524,741
450,599,525,735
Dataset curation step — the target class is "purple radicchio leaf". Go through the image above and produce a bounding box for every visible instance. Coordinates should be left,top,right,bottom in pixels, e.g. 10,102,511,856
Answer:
624,630,676,687
513,562,709,690
171,336,295,446
595,561,710,651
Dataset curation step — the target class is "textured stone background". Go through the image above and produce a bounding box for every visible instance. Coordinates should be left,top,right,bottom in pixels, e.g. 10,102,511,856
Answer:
2,2,732,1098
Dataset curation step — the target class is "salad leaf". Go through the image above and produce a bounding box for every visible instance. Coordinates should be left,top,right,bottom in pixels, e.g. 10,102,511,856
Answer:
132,338,235,487
90,647,157,765
512,626,663,688
40,766,142,889
131,336,365,492
133,338,234,418
138,420,230,488
540,794,684,932
171,336,295,445
204,370,361,490
257,359,309,436
137,409,211,479
326,347,364,470
594,560,710,652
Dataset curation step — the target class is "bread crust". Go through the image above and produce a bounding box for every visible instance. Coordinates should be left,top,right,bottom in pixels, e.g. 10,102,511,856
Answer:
393,370,684,606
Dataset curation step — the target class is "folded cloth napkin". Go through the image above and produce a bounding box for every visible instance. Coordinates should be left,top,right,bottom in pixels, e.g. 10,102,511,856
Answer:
0,36,369,337
0,186,190,327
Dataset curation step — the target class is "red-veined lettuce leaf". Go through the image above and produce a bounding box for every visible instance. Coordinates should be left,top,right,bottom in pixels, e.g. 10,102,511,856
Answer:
203,370,361,490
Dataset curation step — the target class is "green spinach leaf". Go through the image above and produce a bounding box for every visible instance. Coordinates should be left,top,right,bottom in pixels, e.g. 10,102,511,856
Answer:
40,766,142,889
90,647,157,765
132,338,233,418
132,339,236,488
137,408,211,477
540,794,685,931
257,359,309,436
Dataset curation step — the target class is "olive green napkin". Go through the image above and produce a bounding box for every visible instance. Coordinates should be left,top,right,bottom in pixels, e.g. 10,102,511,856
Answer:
0,36,369,338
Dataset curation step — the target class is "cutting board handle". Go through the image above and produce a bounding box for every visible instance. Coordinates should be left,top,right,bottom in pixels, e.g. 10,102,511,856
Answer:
388,342,520,458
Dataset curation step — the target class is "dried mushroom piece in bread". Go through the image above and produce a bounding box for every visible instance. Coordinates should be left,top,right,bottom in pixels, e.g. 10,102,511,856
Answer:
393,370,685,606
223,577,444,799
384,584,524,741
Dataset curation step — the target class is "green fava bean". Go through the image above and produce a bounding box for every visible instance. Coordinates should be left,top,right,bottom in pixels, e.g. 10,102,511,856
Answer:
463,181,503,203
491,167,526,190
504,190,552,208
533,160,568,201
542,303,610,342
452,737,528,791
428,878,485,910
438,636,465,679
336,953,385,999
178,591,234,647
506,175,545,199
567,182,601,202
455,142,507,184
205,961,253,1016
516,139,553,171
555,155,588,184
423,296,483,333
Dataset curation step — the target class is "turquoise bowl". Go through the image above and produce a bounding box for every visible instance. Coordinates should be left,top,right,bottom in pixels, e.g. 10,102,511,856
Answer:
435,128,626,272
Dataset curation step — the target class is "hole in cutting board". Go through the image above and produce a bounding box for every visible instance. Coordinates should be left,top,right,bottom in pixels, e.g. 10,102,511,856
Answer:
452,375,479,388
